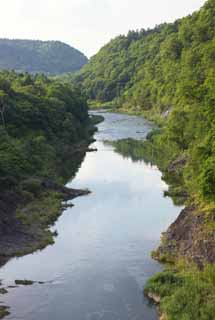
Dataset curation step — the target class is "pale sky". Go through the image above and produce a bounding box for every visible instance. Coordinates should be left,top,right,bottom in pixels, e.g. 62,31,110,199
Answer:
0,0,205,57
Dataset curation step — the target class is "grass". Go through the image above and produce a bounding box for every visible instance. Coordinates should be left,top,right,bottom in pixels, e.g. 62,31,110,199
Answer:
88,100,116,109
16,191,63,227
145,264,215,320
0,307,10,319
14,191,64,257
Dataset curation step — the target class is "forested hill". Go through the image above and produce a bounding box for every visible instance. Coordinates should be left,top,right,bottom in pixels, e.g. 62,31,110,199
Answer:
0,39,88,75
76,0,214,113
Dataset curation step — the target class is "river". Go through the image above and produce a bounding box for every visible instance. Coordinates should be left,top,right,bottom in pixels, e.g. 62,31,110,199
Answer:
0,111,182,320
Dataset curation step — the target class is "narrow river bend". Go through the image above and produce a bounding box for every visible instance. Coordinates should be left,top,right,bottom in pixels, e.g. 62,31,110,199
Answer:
0,111,182,320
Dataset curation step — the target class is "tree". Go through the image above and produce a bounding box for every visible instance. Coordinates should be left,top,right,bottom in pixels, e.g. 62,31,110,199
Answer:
0,90,9,128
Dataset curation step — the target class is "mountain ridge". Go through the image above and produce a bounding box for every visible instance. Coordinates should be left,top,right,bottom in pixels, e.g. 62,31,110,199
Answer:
0,38,88,75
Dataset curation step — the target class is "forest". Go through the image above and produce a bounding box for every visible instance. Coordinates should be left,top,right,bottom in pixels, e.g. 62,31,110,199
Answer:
0,70,91,191
0,39,88,75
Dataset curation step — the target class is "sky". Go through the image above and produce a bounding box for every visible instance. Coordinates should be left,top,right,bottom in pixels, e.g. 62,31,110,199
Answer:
0,0,206,57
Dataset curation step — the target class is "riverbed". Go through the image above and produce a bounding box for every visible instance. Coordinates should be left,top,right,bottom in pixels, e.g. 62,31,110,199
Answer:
0,111,182,320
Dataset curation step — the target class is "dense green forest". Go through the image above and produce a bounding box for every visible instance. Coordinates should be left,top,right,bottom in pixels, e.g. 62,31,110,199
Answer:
74,0,215,318
76,0,214,112
0,39,88,75
0,70,91,191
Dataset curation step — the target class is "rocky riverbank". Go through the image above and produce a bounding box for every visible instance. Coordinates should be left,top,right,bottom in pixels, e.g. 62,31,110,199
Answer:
141,136,215,319
0,178,91,267
153,204,215,268
144,291,167,320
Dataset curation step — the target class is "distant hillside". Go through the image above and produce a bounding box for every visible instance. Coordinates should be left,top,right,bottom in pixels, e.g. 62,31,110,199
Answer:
0,39,88,75
75,0,213,112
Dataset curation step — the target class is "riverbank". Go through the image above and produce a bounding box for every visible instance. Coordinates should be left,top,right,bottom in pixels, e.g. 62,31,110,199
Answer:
0,114,104,266
0,181,90,265
141,136,215,318
0,113,106,319
92,109,215,264
89,104,166,129
105,109,215,319
0,144,91,267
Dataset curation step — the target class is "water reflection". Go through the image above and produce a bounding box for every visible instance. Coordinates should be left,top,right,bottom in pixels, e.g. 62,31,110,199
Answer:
0,112,182,320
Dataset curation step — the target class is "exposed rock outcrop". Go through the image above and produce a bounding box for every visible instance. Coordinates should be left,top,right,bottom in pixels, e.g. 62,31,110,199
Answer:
155,205,215,267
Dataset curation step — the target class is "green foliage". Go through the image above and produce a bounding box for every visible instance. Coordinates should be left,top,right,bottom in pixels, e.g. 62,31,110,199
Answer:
145,265,215,320
21,178,42,197
144,270,184,298
0,70,90,192
0,39,88,75
199,158,215,198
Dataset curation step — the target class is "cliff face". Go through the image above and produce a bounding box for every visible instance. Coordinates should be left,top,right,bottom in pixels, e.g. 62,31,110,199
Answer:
155,205,215,267
145,203,215,319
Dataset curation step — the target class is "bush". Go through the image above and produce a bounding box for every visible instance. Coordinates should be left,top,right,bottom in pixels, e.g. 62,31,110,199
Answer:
21,178,42,196
145,267,215,320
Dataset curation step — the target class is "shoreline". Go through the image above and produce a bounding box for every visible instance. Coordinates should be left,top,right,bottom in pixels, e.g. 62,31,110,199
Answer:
94,108,215,319
0,182,91,319
0,156,92,268
0,115,104,266
0,139,96,319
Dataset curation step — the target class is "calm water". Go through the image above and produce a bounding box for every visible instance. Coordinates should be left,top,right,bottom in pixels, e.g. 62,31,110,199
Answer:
0,111,182,320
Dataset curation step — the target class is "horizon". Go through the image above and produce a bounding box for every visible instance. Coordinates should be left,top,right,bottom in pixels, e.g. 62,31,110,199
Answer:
0,0,206,58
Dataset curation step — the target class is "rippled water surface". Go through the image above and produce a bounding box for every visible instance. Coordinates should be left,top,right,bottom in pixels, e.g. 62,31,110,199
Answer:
0,111,182,320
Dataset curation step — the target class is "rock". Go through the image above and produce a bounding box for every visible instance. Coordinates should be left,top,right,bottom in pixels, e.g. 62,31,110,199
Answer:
42,179,91,201
0,288,7,295
61,187,91,201
0,306,10,319
167,155,186,174
15,280,45,286
15,280,34,286
87,148,98,152
147,291,161,304
161,109,172,119
155,205,215,267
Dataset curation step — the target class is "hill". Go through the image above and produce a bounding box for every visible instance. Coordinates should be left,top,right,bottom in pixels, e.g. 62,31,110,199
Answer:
76,0,214,115
0,39,88,75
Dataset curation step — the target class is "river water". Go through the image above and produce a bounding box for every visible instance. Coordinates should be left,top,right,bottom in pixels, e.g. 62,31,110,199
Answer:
0,111,182,320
